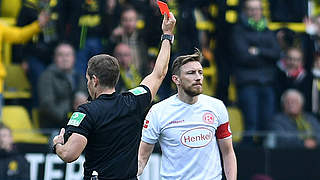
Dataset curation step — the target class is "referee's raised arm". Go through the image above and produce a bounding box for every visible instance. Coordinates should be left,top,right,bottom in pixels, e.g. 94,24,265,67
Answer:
140,12,176,101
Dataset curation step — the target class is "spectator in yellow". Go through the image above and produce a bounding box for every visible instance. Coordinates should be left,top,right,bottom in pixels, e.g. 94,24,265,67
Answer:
0,11,48,116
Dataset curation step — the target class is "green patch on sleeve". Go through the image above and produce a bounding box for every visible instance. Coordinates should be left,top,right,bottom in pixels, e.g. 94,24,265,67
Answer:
129,87,147,96
67,112,86,127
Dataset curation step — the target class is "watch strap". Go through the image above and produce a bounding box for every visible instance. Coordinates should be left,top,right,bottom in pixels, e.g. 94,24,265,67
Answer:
161,34,174,45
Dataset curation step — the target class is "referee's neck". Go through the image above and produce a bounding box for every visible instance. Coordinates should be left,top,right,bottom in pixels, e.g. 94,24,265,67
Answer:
97,87,116,97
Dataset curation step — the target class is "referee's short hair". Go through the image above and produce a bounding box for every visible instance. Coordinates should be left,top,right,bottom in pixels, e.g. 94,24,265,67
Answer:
171,48,201,76
87,54,120,88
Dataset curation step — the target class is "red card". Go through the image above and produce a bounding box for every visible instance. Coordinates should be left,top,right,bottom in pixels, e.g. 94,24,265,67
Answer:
157,0,170,18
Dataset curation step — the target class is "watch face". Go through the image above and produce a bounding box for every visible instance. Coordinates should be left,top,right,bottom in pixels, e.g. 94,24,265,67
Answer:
162,34,174,44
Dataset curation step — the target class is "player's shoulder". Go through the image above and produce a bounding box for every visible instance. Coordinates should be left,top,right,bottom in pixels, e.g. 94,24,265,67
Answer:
151,94,176,109
199,94,225,106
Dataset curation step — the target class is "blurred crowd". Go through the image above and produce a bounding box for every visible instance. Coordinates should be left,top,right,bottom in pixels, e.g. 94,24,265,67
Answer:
0,0,319,150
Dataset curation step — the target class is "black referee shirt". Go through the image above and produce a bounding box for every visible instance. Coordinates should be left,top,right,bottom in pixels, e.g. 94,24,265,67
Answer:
65,85,151,180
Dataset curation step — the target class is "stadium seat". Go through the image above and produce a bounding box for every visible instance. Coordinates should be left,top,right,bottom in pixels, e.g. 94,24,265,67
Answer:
31,108,40,129
4,64,32,99
227,106,244,143
2,105,48,144
227,0,239,6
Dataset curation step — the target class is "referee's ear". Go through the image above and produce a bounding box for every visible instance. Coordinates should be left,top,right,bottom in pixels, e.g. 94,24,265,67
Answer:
92,75,99,87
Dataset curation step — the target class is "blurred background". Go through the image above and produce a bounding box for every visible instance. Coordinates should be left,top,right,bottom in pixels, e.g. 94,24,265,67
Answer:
0,0,319,179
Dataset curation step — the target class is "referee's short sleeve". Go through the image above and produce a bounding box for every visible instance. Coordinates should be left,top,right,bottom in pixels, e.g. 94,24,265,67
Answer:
128,85,152,112
65,106,93,140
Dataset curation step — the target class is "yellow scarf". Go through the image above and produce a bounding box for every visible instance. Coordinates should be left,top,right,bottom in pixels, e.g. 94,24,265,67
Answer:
294,114,312,140
120,65,141,90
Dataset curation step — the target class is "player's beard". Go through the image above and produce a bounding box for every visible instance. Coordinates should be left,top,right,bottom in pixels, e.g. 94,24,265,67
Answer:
183,84,202,97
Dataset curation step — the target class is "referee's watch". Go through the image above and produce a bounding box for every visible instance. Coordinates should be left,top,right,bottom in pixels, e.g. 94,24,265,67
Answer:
161,34,174,45
52,143,63,154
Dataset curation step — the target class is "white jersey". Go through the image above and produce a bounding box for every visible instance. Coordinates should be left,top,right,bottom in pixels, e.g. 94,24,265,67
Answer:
141,94,232,180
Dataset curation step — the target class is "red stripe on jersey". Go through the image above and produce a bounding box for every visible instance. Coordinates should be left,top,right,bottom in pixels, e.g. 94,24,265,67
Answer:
216,122,232,139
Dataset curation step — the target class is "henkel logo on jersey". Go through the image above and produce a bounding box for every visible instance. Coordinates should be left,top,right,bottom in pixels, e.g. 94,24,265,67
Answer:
180,127,213,148
203,112,215,124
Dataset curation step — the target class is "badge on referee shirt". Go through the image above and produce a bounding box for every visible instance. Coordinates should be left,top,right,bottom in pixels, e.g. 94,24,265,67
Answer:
67,112,86,127
129,87,147,96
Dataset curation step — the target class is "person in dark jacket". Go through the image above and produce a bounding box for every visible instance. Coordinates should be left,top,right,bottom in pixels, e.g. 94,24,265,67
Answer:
275,47,312,112
271,89,320,149
38,43,87,129
230,0,281,145
13,0,64,107
0,124,29,180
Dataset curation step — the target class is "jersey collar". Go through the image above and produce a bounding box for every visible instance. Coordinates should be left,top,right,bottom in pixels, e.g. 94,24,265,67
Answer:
97,92,117,99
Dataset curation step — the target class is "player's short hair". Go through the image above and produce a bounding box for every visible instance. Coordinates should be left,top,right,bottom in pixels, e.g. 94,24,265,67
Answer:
171,48,202,75
87,54,120,88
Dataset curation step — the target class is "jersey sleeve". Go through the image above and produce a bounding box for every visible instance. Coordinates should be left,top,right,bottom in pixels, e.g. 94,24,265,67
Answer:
128,85,152,114
141,106,160,144
65,105,94,140
215,101,232,139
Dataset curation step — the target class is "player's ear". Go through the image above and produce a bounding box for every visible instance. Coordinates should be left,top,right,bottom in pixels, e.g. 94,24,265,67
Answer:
172,75,180,85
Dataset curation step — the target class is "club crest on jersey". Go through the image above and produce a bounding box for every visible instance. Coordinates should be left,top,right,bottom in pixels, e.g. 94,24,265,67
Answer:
143,119,150,128
180,127,213,148
203,112,214,124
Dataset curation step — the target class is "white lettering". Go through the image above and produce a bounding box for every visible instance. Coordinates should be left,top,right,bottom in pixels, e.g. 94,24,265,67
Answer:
25,153,45,180
24,153,162,180
44,154,64,180
65,155,85,180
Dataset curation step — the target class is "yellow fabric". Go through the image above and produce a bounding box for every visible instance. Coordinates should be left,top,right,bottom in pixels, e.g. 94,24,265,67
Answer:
225,10,237,24
120,65,141,90
227,0,238,6
1,0,22,18
294,114,312,140
3,64,31,99
0,21,40,93
317,79,320,91
227,106,244,143
268,22,305,33
202,48,217,96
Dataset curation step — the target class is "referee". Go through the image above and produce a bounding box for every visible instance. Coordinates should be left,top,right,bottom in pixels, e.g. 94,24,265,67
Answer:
52,13,176,180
